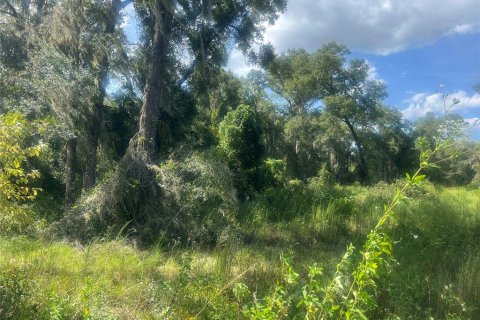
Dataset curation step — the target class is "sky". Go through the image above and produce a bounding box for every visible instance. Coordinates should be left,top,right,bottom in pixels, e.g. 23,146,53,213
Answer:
225,0,480,139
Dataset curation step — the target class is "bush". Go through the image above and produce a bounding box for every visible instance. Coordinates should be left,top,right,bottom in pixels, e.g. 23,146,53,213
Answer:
263,158,287,184
0,112,44,235
60,151,238,247
242,173,346,223
0,269,37,319
218,104,265,197
153,153,238,246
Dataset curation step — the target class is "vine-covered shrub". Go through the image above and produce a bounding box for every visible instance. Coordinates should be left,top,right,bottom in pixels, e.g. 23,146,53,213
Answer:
218,104,265,197
61,152,238,246
153,153,238,246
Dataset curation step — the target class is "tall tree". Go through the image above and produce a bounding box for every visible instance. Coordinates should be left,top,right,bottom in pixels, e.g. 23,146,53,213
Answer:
27,0,131,205
82,0,133,189
263,42,387,183
414,112,476,185
83,0,288,239
127,0,287,162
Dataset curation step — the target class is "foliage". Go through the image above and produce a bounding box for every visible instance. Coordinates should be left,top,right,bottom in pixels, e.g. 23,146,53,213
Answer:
1,0,480,318
263,158,287,184
241,174,345,223
1,184,479,319
0,113,42,201
219,104,266,196
0,112,44,235
243,112,473,319
415,112,478,185
219,104,265,170
153,153,238,246
60,151,238,246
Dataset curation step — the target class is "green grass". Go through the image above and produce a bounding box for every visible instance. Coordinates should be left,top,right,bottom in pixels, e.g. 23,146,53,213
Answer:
0,184,479,319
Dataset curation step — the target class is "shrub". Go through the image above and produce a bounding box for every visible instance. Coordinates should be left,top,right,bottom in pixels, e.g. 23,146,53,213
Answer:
60,151,238,247
0,112,44,235
218,104,265,197
153,153,238,246
0,269,37,319
263,158,287,184
218,104,264,170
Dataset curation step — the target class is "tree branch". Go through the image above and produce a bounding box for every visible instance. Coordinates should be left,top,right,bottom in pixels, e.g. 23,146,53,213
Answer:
0,8,13,16
176,8,245,88
1,0,18,18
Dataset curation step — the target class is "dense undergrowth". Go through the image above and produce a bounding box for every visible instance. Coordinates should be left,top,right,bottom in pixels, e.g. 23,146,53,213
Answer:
1,183,479,319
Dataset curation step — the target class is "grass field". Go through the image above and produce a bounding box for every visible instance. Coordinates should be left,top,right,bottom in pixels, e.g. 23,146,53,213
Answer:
1,184,479,319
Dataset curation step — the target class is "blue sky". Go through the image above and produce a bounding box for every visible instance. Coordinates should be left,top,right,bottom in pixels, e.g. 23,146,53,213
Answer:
225,0,480,139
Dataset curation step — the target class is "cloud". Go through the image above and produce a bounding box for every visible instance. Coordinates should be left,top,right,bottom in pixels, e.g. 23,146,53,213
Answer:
365,60,386,83
225,49,259,77
119,10,131,30
465,117,480,127
402,91,480,120
264,0,480,54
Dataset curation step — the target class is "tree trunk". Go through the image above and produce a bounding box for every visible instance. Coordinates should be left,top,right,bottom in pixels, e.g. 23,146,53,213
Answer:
65,137,77,208
82,117,100,188
344,118,370,184
82,0,122,189
128,0,174,162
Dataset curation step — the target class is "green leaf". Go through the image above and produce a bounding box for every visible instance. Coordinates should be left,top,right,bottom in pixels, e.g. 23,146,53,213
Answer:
413,174,426,184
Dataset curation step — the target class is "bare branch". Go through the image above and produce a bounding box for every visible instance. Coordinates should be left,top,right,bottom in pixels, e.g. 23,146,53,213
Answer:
1,0,18,17
0,8,13,16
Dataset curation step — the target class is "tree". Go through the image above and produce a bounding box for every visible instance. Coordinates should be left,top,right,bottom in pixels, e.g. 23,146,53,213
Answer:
82,0,133,189
127,0,287,162
0,0,57,70
414,112,477,185
0,0,58,115
321,49,387,184
219,104,264,196
265,49,321,116
25,0,132,206
363,106,416,182
60,0,288,242
262,42,387,183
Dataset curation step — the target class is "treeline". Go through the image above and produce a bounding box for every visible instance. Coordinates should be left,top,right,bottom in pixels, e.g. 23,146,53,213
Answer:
1,0,479,242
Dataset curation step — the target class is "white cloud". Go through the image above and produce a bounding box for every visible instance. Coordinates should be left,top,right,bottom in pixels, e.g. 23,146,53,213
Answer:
446,23,477,35
225,49,259,77
465,117,480,127
366,60,386,83
119,10,131,30
402,90,480,120
264,0,480,54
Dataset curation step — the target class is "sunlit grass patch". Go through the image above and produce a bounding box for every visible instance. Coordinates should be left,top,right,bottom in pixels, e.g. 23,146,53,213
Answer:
1,185,479,318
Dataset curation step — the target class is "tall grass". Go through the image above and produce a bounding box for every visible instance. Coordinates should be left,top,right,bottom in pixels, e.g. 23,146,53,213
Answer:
0,185,479,319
